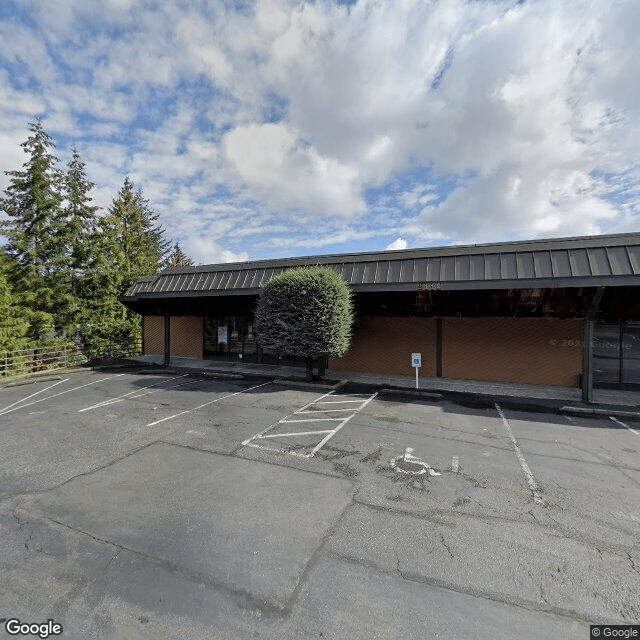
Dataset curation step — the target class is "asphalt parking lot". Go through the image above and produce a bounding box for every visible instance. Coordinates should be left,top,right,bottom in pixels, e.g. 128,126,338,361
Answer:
0,368,638,639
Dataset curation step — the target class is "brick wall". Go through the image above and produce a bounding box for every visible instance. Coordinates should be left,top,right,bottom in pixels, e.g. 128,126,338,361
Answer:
142,315,204,359
329,317,437,377
146,313,584,386
142,316,164,355
330,315,584,387
170,316,204,359
442,317,584,387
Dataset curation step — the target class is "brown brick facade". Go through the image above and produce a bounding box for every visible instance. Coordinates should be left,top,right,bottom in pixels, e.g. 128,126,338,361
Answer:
142,315,203,359
330,317,437,377
170,316,204,359
441,318,584,387
142,316,164,355
331,316,584,387
144,313,584,387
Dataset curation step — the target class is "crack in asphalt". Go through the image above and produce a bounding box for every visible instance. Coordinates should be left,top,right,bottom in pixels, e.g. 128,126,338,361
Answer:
627,552,640,576
0,441,160,502
48,545,125,624
18,508,289,619
325,549,610,626
351,498,638,559
439,533,454,559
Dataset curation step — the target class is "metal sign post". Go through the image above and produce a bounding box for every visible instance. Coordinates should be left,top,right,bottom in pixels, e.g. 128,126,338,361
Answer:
411,353,421,389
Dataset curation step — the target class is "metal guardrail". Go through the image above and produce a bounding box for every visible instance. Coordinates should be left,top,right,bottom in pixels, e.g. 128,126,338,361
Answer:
1,337,145,379
0,344,88,379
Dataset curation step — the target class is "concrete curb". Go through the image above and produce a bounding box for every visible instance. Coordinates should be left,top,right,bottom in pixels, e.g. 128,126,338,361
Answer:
373,384,640,419
0,366,87,388
378,387,444,401
273,378,348,392
559,405,640,419
91,362,158,372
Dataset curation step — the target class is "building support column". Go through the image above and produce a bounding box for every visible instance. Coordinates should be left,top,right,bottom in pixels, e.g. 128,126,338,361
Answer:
164,315,171,366
436,317,443,378
582,287,605,403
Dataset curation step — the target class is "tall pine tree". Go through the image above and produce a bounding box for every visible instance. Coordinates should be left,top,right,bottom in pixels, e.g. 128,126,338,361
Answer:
0,119,70,342
0,249,29,356
163,242,195,268
64,147,100,272
78,177,169,357
61,146,101,338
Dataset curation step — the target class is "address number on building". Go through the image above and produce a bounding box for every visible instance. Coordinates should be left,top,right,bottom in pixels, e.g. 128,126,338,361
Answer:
417,282,443,291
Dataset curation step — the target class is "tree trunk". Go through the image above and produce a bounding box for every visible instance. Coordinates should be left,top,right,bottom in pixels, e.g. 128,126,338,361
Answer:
304,357,314,382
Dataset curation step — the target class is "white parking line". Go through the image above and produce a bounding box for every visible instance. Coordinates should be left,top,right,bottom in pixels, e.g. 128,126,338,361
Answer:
78,374,189,412
88,376,197,408
146,380,275,426
295,390,337,412
295,408,358,414
610,416,640,436
128,377,196,398
495,403,544,505
279,417,345,423
0,378,68,414
0,374,125,417
260,429,334,439
242,390,378,458
92,377,197,406
309,393,378,457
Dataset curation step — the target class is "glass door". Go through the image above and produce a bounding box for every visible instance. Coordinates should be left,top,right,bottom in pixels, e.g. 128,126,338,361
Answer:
593,322,621,385
203,315,258,362
593,320,640,387
622,321,640,384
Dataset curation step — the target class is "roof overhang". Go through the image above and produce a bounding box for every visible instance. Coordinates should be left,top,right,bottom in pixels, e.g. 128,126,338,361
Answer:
121,231,640,305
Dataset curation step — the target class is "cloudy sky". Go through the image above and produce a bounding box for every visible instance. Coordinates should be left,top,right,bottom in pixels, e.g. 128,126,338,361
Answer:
1,0,639,264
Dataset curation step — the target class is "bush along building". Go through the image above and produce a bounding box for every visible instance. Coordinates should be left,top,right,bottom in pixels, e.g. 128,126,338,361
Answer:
120,232,640,399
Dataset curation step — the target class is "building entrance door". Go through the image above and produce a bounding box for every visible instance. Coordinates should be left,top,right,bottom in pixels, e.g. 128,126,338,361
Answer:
593,321,640,387
203,316,258,362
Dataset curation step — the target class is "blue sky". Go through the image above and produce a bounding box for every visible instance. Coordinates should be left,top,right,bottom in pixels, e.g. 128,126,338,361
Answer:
1,0,639,265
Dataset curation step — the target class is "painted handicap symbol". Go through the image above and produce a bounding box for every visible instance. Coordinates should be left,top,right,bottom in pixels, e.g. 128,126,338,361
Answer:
390,447,442,476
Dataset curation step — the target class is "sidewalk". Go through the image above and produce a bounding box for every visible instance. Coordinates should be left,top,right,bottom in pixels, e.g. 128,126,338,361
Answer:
125,355,640,418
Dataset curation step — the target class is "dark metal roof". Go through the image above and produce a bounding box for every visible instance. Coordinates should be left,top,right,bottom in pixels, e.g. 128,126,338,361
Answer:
122,232,640,301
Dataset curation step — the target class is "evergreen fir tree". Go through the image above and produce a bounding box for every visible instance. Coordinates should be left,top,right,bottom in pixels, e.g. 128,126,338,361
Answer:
102,177,169,285
78,177,169,358
0,119,69,342
61,147,101,338
0,253,30,355
64,146,100,273
163,242,195,268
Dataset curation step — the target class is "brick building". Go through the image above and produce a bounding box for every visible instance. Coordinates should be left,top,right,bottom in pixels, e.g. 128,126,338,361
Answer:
121,232,640,396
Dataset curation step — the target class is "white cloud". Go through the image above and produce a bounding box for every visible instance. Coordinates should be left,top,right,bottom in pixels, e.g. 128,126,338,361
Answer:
222,122,365,216
259,228,381,253
420,165,620,243
385,237,408,251
187,236,249,265
0,70,44,120
401,185,439,210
